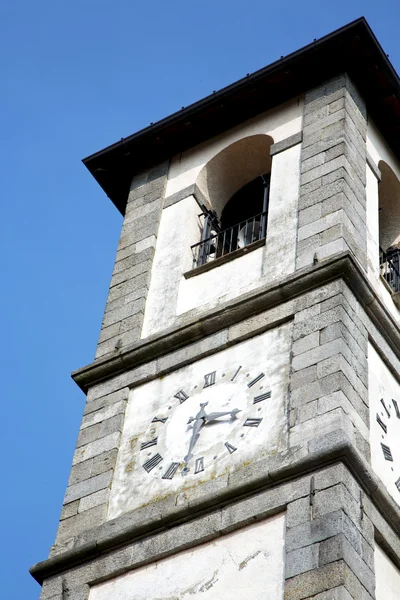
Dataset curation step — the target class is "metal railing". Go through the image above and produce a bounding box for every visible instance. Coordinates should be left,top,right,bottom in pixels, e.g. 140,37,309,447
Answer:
191,211,267,269
380,247,400,293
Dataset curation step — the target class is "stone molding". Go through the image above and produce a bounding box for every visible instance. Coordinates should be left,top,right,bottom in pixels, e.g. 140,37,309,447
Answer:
72,252,400,394
32,456,397,599
366,151,382,181
163,182,210,210
270,131,303,156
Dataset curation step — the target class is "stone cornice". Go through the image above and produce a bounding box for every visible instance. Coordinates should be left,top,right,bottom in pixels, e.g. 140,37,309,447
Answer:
30,429,400,584
72,252,400,393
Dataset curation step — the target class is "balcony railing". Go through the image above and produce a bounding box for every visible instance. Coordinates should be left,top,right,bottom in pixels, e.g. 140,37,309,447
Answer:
380,247,400,293
191,211,267,269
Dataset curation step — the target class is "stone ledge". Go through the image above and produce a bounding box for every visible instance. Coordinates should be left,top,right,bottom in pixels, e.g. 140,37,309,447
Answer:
163,183,210,210
72,252,400,394
270,132,303,156
366,151,381,181
30,428,400,585
184,238,265,278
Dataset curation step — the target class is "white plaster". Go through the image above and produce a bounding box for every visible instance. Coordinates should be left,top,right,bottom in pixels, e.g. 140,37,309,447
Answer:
366,163,380,281
141,195,199,338
165,99,303,199
368,342,400,506
108,324,291,519
175,143,300,317
142,139,300,337
262,143,300,279
365,162,400,325
367,119,400,183
176,246,265,317
89,513,285,600
375,543,400,600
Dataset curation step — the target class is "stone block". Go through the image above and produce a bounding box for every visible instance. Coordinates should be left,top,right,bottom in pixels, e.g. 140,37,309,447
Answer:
286,510,344,552
64,470,113,504
108,260,152,289
298,204,323,227
285,560,345,599
72,432,120,465
319,534,375,596
306,588,353,600
68,458,93,487
290,365,318,391
290,371,342,408
77,423,101,448
78,488,110,513
292,332,320,356
60,500,79,520
290,407,346,448
55,503,107,543
286,543,320,579
97,322,121,344
85,385,127,408
81,399,126,429
293,306,342,340
98,413,124,438
136,235,157,253
112,247,154,276
92,449,119,478
286,496,310,528
296,238,347,270
40,576,63,600
292,338,342,372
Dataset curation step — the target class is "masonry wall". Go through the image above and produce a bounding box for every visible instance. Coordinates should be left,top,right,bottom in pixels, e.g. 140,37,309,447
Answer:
33,74,400,600
95,162,168,359
296,75,367,271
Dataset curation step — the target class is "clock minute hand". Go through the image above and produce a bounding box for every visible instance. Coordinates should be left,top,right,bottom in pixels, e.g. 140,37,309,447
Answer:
183,405,207,467
204,408,241,423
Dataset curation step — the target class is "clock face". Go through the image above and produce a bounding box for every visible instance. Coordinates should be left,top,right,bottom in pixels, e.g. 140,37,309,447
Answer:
369,343,400,505
108,324,291,520
138,365,272,480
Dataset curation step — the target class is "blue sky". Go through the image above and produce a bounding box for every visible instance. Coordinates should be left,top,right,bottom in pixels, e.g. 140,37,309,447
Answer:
0,1,398,598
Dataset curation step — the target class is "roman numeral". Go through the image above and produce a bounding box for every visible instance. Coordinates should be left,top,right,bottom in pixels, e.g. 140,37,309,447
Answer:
195,457,204,473
248,373,265,388
253,391,271,404
381,443,393,462
395,477,400,492
204,371,216,388
380,398,391,418
392,399,400,419
140,437,158,450
174,390,189,404
243,418,263,427
225,442,237,454
376,414,387,434
152,416,168,424
231,365,242,381
143,453,163,472
162,462,180,480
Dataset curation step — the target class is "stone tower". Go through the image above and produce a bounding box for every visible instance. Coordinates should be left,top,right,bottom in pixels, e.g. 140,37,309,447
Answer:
31,18,400,600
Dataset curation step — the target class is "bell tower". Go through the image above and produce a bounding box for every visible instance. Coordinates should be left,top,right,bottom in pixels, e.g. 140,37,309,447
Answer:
31,18,400,600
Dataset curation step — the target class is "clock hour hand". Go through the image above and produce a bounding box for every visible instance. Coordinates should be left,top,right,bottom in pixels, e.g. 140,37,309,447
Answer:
204,408,241,423
183,403,208,467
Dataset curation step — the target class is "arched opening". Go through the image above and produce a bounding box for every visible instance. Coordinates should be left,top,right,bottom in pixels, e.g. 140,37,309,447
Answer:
378,161,400,291
193,135,273,267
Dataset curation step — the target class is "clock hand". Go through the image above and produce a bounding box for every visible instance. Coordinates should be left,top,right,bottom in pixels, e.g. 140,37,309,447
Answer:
204,408,241,423
183,403,208,467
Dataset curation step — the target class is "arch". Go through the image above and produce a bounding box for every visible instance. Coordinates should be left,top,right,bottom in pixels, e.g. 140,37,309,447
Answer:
379,160,400,251
196,134,274,217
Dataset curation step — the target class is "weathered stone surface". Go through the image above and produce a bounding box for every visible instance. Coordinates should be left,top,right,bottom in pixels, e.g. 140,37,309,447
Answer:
297,74,367,273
